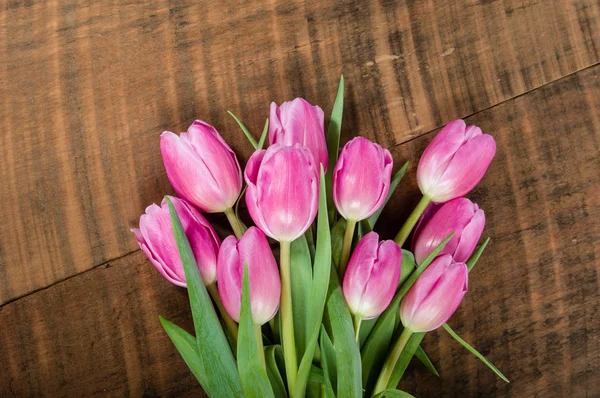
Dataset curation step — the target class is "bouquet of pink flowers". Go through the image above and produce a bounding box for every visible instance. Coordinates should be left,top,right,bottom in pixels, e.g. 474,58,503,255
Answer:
132,78,507,397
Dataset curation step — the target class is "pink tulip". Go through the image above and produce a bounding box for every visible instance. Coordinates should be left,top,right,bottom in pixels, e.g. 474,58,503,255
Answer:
161,120,242,213
333,137,393,221
400,254,468,332
131,196,220,287
270,98,328,170
411,202,442,243
412,198,485,264
217,227,281,324
245,144,319,242
343,232,402,319
417,120,496,203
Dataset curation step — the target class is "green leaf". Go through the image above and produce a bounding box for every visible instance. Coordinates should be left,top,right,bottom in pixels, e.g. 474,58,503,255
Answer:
361,301,398,395
291,234,313,359
308,365,324,384
325,76,344,223
387,331,426,389
166,198,243,397
319,326,336,398
330,218,346,268
237,262,275,398
159,317,206,387
399,249,416,287
228,111,258,149
467,237,490,272
294,167,332,398
373,389,415,398
265,346,287,398
415,345,439,377
257,118,269,149
442,323,509,383
367,162,409,229
326,270,362,398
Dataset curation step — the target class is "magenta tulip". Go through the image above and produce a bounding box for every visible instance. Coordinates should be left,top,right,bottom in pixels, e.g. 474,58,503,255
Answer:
131,196,220,287
217,227,281,324
245,144,319,242
161,120,242,213
270,98,328,170
411,202,442,244
417,119,496,203
412,198,485,264
333,137,393,221
400,254,468,332
343,232,402,319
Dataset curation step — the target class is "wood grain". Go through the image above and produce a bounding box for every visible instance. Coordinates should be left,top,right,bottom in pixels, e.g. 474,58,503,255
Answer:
1,63,598,397
1,0,599,304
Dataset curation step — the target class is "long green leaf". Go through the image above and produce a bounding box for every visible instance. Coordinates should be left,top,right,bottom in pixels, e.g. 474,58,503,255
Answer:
325,76,344,223
159,317,206,387
415,345,439,377
238,263,275,397
399,249,416,287
228,111,258,149
467,237,490,272
265,346,287,398
258,118,269,149
373,389,415,398
319,326,336,398
166,198,243,397
291,234,313,359
442,323,509,383
294,167,332,398
330,219,346,268
367,161,409,228
327,270,362,398
387,331,425,389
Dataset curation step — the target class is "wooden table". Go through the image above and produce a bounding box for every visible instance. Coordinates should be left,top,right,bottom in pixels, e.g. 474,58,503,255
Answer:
1,0,598,396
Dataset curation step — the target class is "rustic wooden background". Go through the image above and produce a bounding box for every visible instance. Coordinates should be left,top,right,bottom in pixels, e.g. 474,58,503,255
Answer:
1,0,599,396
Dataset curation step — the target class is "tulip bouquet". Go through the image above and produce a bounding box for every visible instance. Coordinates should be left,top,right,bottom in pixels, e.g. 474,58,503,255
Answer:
132,78,508,397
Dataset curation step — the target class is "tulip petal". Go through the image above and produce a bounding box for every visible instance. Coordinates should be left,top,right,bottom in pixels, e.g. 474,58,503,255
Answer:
453,207,485,263
433,134,496,202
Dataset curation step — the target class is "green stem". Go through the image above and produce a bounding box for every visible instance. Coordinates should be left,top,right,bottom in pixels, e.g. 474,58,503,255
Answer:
353,314,362,343
394,195,431,246
254,323,266,370
224,207,244,238
372,328,414,395
339,219,357,277
280,241,298,394
207,283,239,344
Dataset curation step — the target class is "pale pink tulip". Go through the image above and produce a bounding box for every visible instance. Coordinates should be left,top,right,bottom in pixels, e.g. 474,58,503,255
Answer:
270,98,328,170
343,232,402,319
412,198,485,264
244,144,319,242
400,254,468,332
217,227,281,325
161,120,242,213
417,120,496,203
333,137,393,221
131,196,220,287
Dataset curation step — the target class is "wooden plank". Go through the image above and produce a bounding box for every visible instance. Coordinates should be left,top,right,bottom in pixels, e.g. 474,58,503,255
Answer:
1,63,599,397
0,1,598,304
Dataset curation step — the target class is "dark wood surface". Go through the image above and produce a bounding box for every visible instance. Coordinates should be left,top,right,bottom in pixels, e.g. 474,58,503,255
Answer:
1,0,599,396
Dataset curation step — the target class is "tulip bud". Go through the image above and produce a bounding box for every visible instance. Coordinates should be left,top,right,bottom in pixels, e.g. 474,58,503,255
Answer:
411,202,442,244
333,137,393,221
161,120,242,213
412,198,485,264
245,144,319,242
217,227,281,325
400,254,468,332
270,98,328,170
343,232,402,319
131,196,220,287
417,119,496,203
